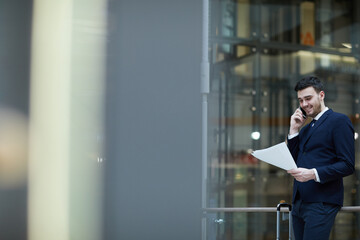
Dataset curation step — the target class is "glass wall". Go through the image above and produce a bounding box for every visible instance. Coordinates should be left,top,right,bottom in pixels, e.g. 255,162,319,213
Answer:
206,0,360,239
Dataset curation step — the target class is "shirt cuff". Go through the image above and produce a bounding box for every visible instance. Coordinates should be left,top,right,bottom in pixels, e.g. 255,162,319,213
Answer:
288,132,299,139
313,168,321,182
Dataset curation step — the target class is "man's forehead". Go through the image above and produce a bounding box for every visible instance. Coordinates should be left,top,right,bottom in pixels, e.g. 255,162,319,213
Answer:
297,86,316,99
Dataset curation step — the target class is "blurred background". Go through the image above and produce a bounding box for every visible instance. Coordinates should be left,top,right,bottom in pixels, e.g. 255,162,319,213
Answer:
0,0,359,240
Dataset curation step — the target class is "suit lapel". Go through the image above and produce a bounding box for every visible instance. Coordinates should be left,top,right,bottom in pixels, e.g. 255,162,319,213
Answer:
302,109,332,146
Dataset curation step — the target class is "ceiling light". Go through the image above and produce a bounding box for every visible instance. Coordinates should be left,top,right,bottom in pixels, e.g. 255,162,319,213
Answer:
251,131,261,140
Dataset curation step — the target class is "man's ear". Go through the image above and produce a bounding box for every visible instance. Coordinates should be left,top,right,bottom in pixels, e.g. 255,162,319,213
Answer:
319,90,325,100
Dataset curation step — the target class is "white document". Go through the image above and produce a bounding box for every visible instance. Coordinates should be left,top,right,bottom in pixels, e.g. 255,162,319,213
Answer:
251,142,297,170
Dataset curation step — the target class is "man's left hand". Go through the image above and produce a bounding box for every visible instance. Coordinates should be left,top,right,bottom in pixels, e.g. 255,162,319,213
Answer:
287,168,316,182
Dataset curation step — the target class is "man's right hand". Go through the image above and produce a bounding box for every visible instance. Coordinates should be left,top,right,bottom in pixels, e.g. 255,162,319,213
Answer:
289,108,307,135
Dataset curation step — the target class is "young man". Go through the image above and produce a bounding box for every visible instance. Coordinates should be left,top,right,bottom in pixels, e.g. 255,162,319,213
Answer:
287,76,355,239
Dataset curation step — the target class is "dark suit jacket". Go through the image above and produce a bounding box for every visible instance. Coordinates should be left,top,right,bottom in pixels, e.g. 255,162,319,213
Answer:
287,109,355,206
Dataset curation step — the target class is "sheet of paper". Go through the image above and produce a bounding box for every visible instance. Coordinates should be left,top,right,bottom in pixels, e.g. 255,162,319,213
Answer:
251,142,297,170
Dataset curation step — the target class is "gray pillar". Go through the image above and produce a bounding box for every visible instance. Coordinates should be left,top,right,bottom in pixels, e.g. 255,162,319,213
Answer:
104,1,203,239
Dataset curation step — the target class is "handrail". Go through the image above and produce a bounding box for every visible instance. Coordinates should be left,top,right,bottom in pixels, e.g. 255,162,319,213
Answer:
204,206,360,213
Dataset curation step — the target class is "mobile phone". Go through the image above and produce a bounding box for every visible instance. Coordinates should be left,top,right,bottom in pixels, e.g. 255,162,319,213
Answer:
300,107,307,119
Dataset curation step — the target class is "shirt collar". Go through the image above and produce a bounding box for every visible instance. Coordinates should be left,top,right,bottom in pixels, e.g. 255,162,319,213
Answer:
313,107,329,121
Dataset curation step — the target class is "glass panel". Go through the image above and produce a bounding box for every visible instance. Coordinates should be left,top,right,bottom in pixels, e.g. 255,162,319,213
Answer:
211,0,359,52
207,0,360,239
206,212,285,240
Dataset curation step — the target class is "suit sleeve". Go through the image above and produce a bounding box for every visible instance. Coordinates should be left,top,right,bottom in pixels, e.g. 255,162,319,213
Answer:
316,116,355,183
287,135,300,163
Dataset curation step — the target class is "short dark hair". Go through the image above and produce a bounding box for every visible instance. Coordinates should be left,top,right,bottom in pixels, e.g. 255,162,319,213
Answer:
294,76,324,93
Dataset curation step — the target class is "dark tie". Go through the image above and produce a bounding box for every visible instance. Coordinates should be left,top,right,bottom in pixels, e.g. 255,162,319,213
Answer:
310,119,317,127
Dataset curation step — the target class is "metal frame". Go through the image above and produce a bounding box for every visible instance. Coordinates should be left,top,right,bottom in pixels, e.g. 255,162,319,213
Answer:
211,36,355,57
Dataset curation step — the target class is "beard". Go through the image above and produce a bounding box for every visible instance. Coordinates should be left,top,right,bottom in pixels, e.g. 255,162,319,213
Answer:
308,97,323,118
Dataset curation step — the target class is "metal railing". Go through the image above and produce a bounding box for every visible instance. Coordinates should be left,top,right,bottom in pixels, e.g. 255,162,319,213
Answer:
204,206,360,213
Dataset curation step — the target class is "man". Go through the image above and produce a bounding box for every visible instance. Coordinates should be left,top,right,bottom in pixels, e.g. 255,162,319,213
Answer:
287,76,355,240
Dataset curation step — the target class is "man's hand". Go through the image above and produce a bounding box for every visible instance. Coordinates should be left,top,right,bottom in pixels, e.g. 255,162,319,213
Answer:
289,108,307,135
287,168,316,182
